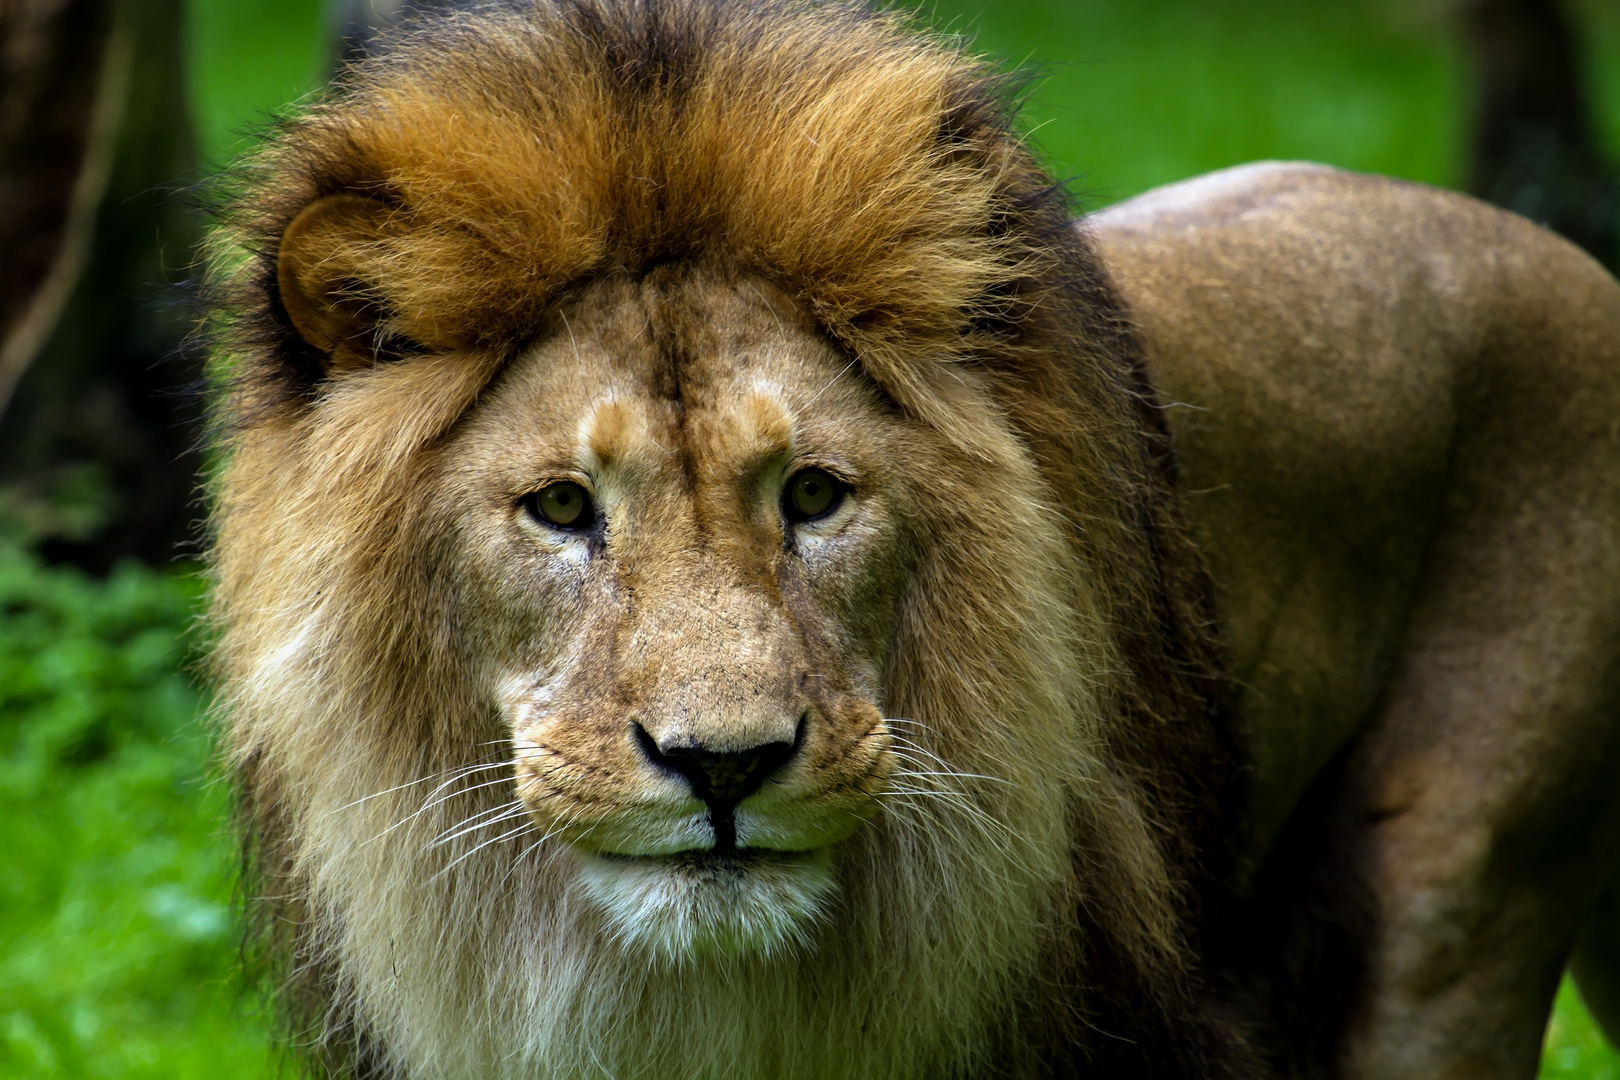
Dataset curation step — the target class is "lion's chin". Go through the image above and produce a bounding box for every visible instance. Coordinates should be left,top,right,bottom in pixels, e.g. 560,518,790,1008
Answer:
576,847,837,963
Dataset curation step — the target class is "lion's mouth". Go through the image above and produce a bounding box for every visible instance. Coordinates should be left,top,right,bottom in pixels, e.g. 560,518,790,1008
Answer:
708,808,744,852
597,844,798,871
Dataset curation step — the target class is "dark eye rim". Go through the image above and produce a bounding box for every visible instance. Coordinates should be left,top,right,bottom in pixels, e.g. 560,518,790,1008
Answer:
781,466,852,526
520,480,598,533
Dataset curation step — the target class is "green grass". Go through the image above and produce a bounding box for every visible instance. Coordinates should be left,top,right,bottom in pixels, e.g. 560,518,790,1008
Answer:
5,0,1616,1075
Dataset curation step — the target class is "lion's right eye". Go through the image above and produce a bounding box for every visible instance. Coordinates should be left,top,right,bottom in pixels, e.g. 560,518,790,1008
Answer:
523,481,596,531
782,467,847,525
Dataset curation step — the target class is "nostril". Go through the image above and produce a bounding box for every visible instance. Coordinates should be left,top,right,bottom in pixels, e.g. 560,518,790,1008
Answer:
632,722,667,772
631,720,799,809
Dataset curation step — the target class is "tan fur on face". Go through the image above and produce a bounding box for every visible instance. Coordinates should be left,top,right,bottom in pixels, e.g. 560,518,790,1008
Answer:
209,2,1249,1077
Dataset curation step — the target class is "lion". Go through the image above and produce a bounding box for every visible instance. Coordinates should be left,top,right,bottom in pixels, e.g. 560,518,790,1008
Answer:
204,1,1620,1078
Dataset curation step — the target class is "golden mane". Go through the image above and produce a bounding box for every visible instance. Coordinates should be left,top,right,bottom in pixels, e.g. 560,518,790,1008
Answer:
208,2,1249,1076
227,2,1051,421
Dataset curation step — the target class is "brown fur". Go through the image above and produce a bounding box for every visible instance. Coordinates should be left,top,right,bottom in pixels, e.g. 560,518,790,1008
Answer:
1095,163,1620,1078
207,2,1253,1077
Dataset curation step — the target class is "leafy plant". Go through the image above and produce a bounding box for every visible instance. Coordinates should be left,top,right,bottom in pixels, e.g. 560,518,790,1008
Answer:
0,545,271,1079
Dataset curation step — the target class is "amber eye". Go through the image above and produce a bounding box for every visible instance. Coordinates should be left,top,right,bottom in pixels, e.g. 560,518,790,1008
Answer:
783,468,846,524
525,481,594,530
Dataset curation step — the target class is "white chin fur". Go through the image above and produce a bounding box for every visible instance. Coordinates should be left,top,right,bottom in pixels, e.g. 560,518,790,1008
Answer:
577,848,836,962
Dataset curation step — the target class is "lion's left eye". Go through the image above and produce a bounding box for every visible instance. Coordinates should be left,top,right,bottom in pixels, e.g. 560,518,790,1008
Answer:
782,468,847,524
524,481,595,531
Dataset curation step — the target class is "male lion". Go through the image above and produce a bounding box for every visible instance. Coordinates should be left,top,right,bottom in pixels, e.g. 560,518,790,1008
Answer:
206,1,1620,1078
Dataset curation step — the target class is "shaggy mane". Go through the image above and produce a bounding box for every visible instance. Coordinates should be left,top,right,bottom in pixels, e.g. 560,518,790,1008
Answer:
221,1,1081,422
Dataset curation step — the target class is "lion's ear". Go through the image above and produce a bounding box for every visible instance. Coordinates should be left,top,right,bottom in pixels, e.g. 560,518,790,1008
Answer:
277,194,397,371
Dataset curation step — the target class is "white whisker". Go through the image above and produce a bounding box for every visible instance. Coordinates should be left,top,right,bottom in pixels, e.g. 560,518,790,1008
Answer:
435,818,539,879
327,759,513,817
433,801,532,847
361,770,518,848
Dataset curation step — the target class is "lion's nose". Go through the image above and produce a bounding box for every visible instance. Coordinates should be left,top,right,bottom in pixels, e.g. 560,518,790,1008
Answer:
634,721,801,841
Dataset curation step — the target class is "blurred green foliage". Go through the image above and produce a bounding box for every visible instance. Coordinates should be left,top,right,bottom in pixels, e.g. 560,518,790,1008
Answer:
934,0,1465,206
0,548,272,1077
927,0,1620,210
187,0,325,166
1548,978,1620,1080
179,0,1620,208
3,0,1618,1076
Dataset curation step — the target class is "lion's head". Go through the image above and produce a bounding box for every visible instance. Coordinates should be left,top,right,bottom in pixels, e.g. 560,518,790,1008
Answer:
209,2,1241,1076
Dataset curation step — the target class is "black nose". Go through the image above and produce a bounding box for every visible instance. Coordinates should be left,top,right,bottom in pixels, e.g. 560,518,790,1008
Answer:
634,722,799,846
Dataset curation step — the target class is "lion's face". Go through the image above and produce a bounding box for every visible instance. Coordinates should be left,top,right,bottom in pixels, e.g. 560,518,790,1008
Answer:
211,4,1217,1072
437,270,914,956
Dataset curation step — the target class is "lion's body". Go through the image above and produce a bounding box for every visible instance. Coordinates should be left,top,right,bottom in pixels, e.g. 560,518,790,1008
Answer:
205,3,1620,1078
1095,163,1620,1077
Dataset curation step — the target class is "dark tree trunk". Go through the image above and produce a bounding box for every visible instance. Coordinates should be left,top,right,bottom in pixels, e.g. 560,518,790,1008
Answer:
1463,0,1620,271
0,0,118,414
0,0,203,570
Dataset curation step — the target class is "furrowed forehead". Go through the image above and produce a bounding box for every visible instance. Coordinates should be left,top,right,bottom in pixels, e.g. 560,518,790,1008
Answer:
458,272,883,478
455,280,671,485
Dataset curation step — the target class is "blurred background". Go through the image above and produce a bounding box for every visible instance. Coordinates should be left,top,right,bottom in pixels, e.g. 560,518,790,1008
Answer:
0,0,1617,1075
